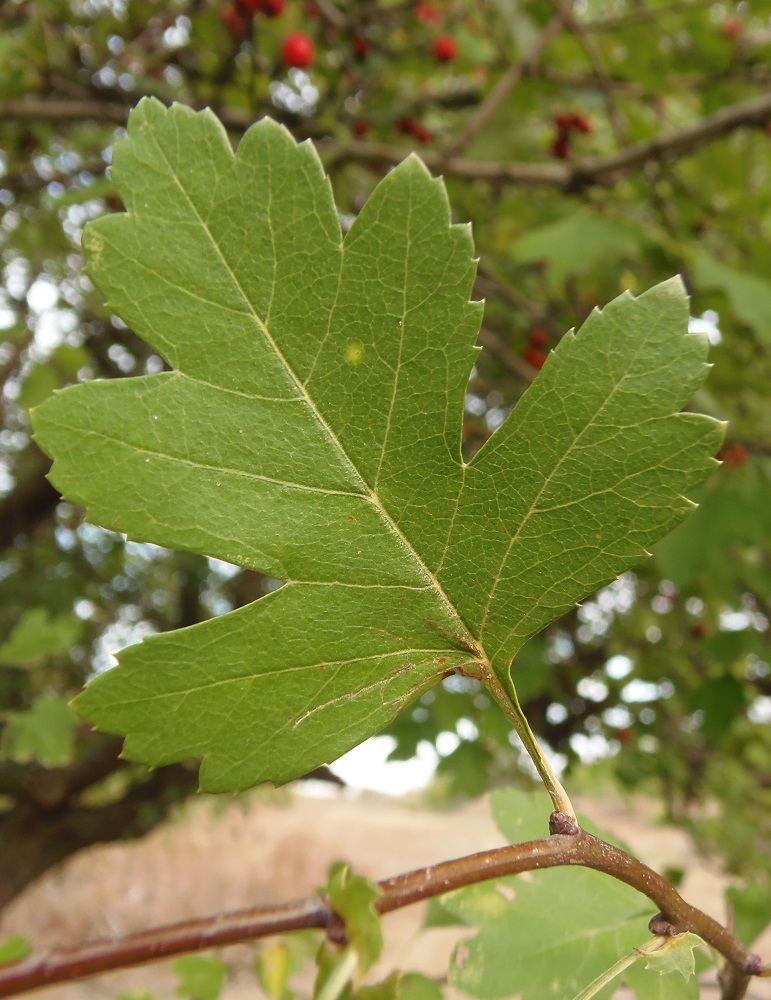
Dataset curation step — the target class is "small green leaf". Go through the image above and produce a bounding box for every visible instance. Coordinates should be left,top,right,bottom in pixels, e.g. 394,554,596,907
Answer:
327,863,383,972
0,608,81,667
18,363,59,409
643,933,701,979
356,972,401,1000
511,212,642,286
692,251,771,339
0,937,31,965
690,676,745,741
726,883,771,947
623,934,703,999
396,973,444,1000
1,695,78,767
172,955,228,1000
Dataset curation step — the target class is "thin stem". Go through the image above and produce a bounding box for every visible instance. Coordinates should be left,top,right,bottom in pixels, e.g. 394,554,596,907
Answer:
500,681,575,818
0,823,765,998
315,947,359,1000
572,936,667,1000
441,14,563,159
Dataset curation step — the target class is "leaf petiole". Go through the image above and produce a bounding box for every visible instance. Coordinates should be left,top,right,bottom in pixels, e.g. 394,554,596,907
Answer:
571,937,668,1000
314,947,359,1000
499,674,575,820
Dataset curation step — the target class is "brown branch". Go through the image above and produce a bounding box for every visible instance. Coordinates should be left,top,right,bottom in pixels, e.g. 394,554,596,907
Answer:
0,98,131,125
6,89,771,192
0,817,765,999
553,1,628,144
441,14,563,159
574,91,771,186
326,90,771,190
582,0,712,31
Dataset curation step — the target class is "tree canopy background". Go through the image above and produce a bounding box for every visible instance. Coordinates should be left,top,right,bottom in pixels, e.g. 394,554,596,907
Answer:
0,0,769,911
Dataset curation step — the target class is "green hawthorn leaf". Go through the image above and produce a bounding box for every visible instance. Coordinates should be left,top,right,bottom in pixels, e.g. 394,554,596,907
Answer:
172,956,228,1000
0,937,31,965
623,933,702,1000
396,974,443,1000
0,607,82,667
725,883,771,947
692,250,771,339
511,212,642,287
1,695,78,767
327,863,383,972
436,789,652,999
32,99,723,791
641,933,701,979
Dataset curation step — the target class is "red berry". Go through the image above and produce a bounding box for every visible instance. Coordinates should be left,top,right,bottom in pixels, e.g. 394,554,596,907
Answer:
415,2,441,23
412,122,433,143
614,728,632,745
691,621,707,638
220,5,247,36
237,0,262,12
572,113,592,134
529,328,549,348
352,34,370,59
553,111,592,134
720,443,749,466
720,16,742,38
432,35,457,62
352,120,369,138
551,133,571,160
524,346,548,369
261,0,285,13
397,117,433,143
282,31,314,68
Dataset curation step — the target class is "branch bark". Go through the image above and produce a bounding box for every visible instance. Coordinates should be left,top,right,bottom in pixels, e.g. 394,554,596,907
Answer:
325,90,771,190
0,817,765,998
5,90,771,192
441,14,563,159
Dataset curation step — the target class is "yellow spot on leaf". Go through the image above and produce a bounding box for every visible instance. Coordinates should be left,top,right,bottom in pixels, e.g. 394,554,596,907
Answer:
345,341,364,365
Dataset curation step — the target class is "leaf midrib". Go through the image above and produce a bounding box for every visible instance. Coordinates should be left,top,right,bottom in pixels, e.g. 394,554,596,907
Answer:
115,647,469,705
153,132,483,660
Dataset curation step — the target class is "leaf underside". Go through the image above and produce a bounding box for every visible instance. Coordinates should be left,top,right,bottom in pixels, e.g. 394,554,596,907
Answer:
32,99,723,791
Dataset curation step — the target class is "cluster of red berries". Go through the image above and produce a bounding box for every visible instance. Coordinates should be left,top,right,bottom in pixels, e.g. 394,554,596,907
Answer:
414,4,458,61
551,111,592,160
220,0,285,37
398,116,433,144
524,328,549,370
219,0,317,68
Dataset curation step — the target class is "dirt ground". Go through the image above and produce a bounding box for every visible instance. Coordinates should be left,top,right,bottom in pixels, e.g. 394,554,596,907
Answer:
2,785,769,1000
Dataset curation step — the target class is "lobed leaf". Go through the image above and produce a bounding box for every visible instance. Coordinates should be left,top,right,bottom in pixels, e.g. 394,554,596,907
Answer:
32,99,724,790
